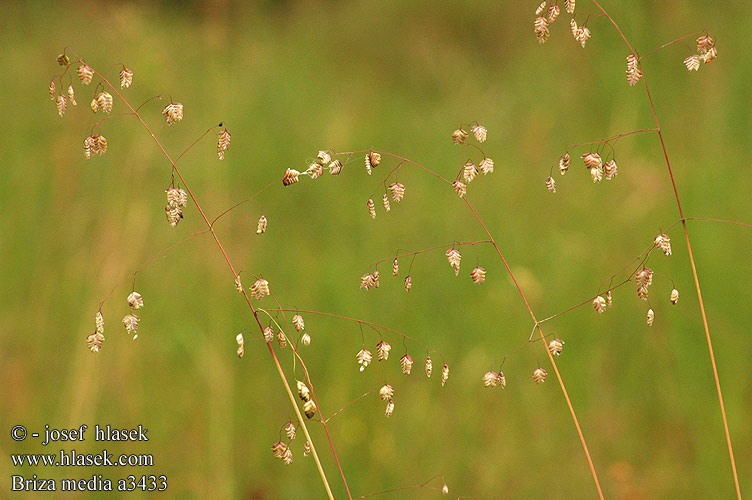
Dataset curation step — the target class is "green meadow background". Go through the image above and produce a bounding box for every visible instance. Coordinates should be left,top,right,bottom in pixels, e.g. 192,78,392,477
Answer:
1,1,750,498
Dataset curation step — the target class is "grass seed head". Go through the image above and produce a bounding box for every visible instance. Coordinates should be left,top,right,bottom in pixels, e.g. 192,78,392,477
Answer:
670,288,679,305
86,331,105,352
120,67,134,88
471,125,487,143
127,291,144,310
451,128,468,144
471,266,486,284
400,354,413,374
236,333,245,358
377,341,391,361
533,367,548,383
256,215,268,235
77,64,94,85
162,102,183,124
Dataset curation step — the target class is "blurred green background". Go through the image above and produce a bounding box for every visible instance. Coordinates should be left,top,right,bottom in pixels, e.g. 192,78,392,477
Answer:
1,0,750,498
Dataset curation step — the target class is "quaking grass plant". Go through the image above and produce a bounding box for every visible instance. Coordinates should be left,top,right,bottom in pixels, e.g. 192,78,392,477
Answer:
49,2,744,498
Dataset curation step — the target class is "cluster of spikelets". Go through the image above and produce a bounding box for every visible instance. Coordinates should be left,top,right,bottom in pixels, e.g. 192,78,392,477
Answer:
90,290,146,351
592,233,678,326
165,187,188,227
282,150,369,187
533,1,585,46
483,338,562,389
50,53,217,165
355,340,449,391
545,150,619,193
360,247,487,293
450,124,494,199
270,394,315,466
684,35,718,71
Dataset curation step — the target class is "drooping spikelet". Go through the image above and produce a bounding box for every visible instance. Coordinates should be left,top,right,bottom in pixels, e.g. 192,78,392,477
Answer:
593,295,607,314
646,308,655,326
373,270,380,288
49,80,56,100
479,157,494,175
697,35,717,63
306,161,324,179
360,272,376,290
451,128,468,144
86,331,105,352
425,355,433,378
297,380,311,401
127,291,144,310
303,400,317,419
446,248,462,276
669,288,680,305
165,205,183,227
453,179,467,198
401,354,413,374
365,152,381,175
636,267,653,288
441,363,449,386
392,258,399,276
95,311,105,334
581,152,603,169
122,313,140,339
285,422,296,440
300,333,311,346
235,275,243,293
463,162,478,183
626,55,643,86
606,290,613,307
637,285,649,301
162,102,184,125
166,187,187,207
303,441,311,456
535,1,546,15
56,53,70,66
471,125,487,143
389,182,405,202
570,19,578,39
317,150,332,164
575,26,591,48
95,135,108,155
590,164,604,183
654,233,672,256
96,92,113,113
56,94,67,117
367,198,376,219
684,55,701,72
404,275,412,292
559,153,570,175
604,160,618,180
545,176,556,193
120,67,134,88
483,371,499,388
534,17,550,44
548,338,564,356
470,266,486,284
67,85,77,106
277,331,287,348
533,367,548,383
565,0,575,14
282,168,300,186
382,193,391,212
379,384,394,401
263,326,274,343
356,348,373,371
328,159,343,175
292,314,305,332
547,4,560,23
90,98,99,113
385,400,395,418
236,333,245,358
77,64,94,85
377,341,391,361
256,215,268,235
250,278,270,300
217,128,231,160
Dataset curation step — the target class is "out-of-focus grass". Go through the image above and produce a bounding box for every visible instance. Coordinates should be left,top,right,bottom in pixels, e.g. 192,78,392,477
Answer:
0,1,750,498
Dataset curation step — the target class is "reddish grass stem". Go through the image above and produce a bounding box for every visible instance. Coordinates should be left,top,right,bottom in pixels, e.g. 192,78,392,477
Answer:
89,67,346,500
591,3,742,498
337,149,605,499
